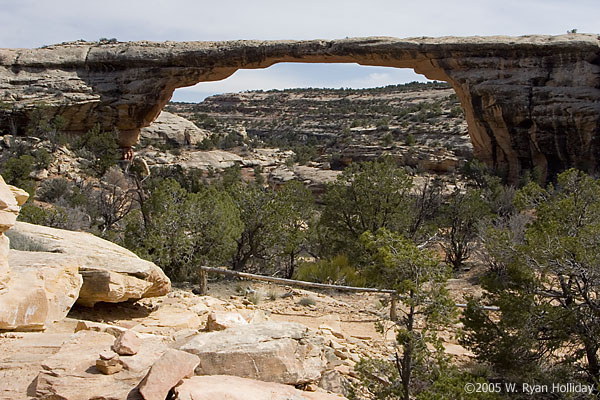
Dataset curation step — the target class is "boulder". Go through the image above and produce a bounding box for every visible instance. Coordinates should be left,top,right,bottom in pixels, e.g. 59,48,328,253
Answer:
138,349,200,400
319,370,350,395
179,321,330,385
0,178,83,331
206,311,248,331
141,111,209,147
96,351,123,375
0,177,24,234
173,375,348,400
78,269,156,307
10,221,170,306
34,330,170,400
112,330,141,356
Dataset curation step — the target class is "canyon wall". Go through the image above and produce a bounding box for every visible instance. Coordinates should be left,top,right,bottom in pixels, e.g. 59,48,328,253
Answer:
1,34,599,181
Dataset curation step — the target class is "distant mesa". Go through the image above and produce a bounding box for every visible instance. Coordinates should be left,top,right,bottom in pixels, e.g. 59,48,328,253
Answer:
1,34,600,182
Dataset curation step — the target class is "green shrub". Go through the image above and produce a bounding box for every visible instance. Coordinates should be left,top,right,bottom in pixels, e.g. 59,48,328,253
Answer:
37,178,71,203
18,203,68,227
122,179,242,282
247,291,263,305
298,297,316,307
5,230,51,252
0,154,36,196
295,255,365,286
448,105,464,118
416,370,502,400
382,132,393,146
73,125,120,176
32,148,53,170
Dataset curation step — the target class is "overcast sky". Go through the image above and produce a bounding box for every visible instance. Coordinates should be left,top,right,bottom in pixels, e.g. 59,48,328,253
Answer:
1,0,598,101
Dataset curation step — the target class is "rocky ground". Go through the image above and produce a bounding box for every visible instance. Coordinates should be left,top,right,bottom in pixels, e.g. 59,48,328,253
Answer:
0,275,479,399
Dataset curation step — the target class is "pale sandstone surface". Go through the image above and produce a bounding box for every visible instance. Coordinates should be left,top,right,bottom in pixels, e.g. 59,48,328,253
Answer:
1,34,599,181
173,375,348,400
0,178,83,332
0,289,373,399
10,221,171,306
0,175,26,280
138,148,243,169
0,332,73,400
0,254,82,330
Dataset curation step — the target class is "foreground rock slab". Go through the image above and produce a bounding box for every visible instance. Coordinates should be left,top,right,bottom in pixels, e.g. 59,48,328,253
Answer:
10,222,170,306
179,321,329,385
173,375,348,400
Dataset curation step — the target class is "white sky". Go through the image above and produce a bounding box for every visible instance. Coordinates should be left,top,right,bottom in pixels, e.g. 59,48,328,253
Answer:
1,0,598,101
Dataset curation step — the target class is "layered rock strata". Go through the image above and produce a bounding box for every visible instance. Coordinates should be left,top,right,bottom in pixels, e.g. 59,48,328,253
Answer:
1,34,599,181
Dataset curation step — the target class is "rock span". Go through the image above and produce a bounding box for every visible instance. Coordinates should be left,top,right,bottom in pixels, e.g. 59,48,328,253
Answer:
1,34,599,181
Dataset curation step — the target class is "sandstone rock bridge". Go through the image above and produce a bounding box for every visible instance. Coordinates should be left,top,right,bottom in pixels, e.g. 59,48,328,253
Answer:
1,34,600,182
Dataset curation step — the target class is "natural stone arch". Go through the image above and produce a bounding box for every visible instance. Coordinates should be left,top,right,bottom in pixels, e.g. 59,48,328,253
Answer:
1,34,599,182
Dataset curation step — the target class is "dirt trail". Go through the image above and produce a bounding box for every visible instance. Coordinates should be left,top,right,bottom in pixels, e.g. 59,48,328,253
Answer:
204,279,474,359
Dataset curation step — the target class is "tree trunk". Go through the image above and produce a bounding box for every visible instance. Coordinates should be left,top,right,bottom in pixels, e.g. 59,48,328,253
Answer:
285,251,296,279
134,177,150,230
232,241,250,272
390,295,398,321
584,338,600,387
400,303,415,400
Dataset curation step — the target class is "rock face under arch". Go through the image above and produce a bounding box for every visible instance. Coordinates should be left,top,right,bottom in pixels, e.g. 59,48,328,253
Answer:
1,34,599,181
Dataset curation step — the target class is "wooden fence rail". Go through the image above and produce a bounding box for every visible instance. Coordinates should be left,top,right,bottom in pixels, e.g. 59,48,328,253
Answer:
197,266,499,319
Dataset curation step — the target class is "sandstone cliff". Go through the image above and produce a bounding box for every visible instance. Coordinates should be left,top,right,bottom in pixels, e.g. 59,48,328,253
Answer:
1,34,599,181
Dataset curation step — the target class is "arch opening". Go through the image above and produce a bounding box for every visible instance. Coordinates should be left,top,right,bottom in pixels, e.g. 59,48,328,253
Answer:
171,63,430,102
157,63,471,180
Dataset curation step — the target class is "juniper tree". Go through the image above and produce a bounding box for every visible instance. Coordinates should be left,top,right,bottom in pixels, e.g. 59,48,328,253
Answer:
462,169,600,388
357,228,456,400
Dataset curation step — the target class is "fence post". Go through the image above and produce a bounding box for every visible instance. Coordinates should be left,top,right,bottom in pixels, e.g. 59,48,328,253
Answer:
197,269,208,295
